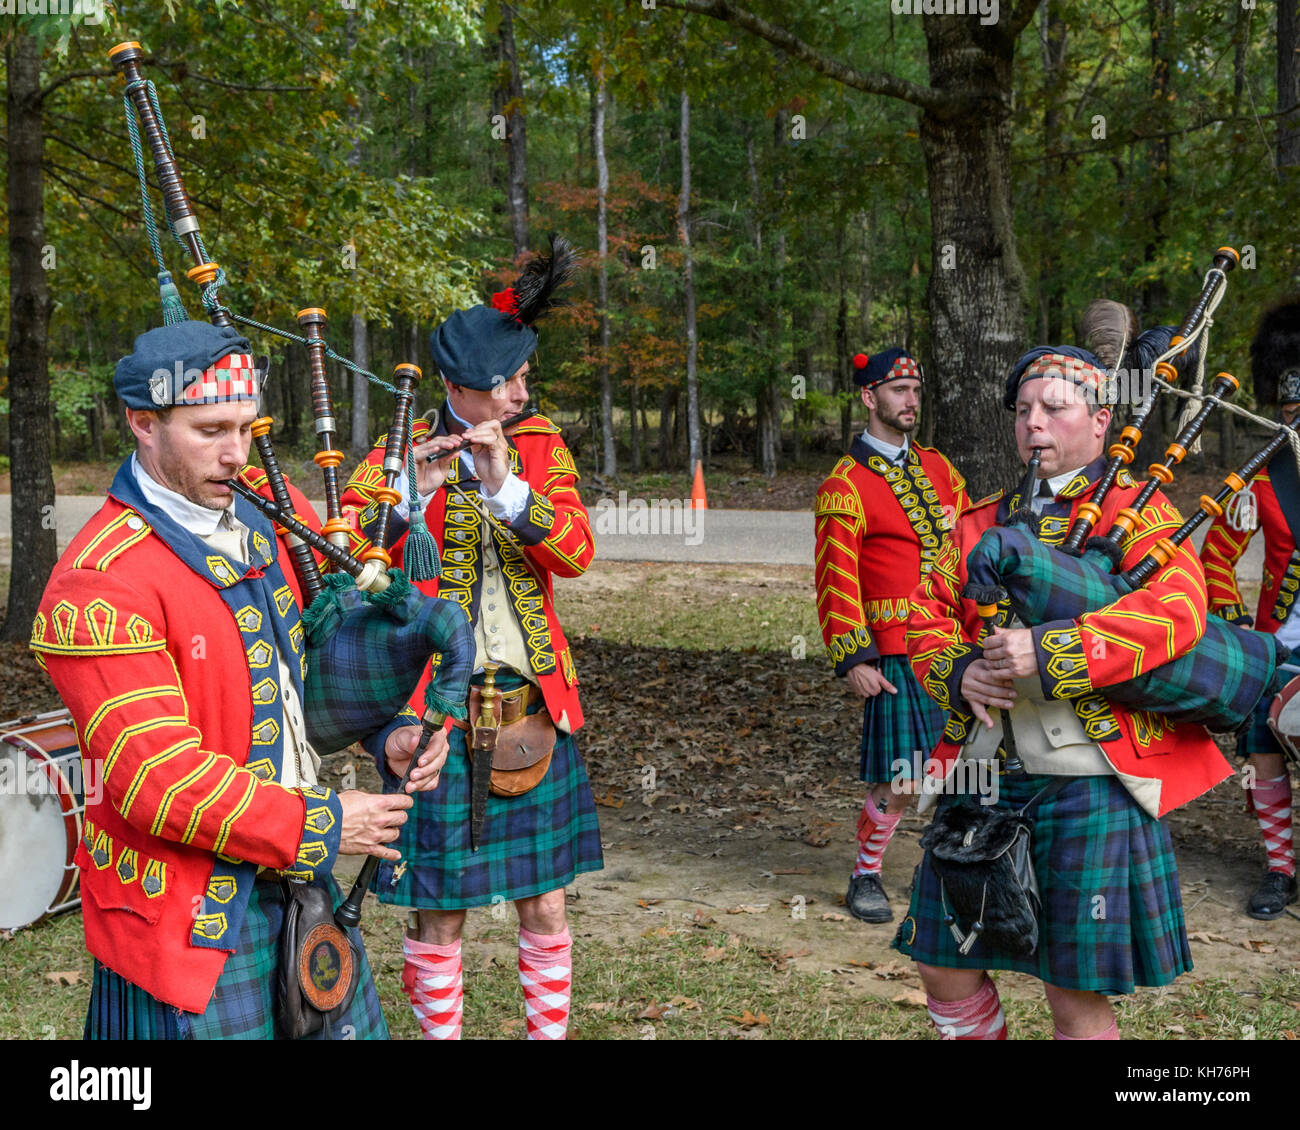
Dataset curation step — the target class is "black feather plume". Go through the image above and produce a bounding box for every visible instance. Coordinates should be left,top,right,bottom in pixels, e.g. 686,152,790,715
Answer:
510,233,579,327
1123,325,1201,381
1251,299,1300,407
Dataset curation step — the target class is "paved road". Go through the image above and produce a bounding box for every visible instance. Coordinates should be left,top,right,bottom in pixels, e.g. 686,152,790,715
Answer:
0,495,1266,576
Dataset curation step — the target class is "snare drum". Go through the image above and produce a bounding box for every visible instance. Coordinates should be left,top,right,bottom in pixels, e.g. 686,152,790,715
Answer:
0,708,85,930
1270,672,1300,763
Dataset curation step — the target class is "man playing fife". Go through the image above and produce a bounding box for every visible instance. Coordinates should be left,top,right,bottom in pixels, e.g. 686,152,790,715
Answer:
1201,300,1300,919
339,242,601,1040
814,348,969,922
898,347,1231,1039
30,320,443,1038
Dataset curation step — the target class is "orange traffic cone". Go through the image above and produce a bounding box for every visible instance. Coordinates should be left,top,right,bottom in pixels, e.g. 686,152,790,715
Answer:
690,460,708,510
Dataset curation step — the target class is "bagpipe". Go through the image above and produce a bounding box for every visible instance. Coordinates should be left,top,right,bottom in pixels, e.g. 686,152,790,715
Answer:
963,246,1294,733
109,44,476,941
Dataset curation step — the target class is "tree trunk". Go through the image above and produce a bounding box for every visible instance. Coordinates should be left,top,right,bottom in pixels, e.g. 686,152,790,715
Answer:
920,16,1029,495
4,31,57,641
657,385,677,471
350,314,370,451
500,3,530,257
1279,0,1300,171
836,223,852,452
346,12,371,453
629,369,641,473
1037,0,1068,342
594,65,615,476
760,111,787,477
1139,0,1173,325
679,88,702,474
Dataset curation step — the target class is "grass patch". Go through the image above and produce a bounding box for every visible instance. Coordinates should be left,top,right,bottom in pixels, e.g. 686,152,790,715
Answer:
556,563,820,654
7,906,1298,1040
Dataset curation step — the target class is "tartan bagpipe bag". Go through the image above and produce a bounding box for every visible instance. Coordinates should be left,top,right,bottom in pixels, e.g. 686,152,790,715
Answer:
300,570,473,755
964,525,1289,732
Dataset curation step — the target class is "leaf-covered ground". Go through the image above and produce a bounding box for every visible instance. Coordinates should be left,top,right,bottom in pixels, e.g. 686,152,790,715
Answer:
3,560,1298,1039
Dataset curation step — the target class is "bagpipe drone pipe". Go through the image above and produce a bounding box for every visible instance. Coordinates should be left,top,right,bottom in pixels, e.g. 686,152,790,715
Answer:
962,247,1292,733
108,42,474,761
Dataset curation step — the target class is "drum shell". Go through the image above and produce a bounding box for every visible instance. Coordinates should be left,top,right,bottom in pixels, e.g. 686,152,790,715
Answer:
1269,670,1300,762
0,709,85,930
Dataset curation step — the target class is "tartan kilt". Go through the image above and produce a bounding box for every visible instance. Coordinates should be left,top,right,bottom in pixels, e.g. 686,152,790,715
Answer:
375,687,604,909
85,875,388,1040
1236,648,1300,760
892,773,1191,995
859,654,946,783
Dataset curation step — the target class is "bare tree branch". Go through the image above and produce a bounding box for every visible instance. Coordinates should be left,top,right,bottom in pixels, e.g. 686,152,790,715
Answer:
656,0,957,114
151,59,316,94
37,68,116,103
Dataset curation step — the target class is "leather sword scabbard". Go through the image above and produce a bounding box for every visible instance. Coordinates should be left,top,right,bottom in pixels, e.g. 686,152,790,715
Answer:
469,724,498,850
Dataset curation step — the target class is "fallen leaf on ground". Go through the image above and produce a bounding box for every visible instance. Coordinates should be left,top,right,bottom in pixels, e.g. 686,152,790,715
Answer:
701,946,729,962
636,898,661,908
1188,931,1229,944
728,1009,771,1027
726,904,770,915
45,971,82,986
594,791,625,809
690,909,717,928
638,1001,667,1020
820,912,850,922
667,995,701,1010
891,988,928,1008
584,1001,619,1013
1242,939,1278,953
869,961,914,981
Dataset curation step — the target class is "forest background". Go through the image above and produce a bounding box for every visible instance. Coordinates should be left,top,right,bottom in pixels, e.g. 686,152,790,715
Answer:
2,0,1299,634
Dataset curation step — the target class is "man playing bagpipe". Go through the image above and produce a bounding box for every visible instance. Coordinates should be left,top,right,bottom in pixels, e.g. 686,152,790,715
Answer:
1201,300,1300,919
896,347,1232,1039
814,348,970,922
29,321,445,1039
339,237,602,1040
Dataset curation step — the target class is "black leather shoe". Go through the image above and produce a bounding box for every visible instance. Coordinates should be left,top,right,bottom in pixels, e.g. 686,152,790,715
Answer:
846,873,893,923
1247,870,1298,920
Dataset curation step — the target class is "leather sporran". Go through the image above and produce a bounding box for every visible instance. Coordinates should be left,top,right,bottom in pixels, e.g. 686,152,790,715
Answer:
461,684,557,797
489,710,556,796
277,880,360,1039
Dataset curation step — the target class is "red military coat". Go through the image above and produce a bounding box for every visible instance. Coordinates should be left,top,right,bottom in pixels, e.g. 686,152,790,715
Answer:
30,463,344,1013
1201,469,1300,634
907,459,1230,818
815,437,969,673
339,410,594,732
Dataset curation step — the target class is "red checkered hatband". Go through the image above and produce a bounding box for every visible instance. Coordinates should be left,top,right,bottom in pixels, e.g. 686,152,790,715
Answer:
178,353,263,404
863,355,923,388
1021,352,1106,397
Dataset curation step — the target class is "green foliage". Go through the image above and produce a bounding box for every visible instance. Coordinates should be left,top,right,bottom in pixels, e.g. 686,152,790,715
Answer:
49,366,100,441
8,0,1300,465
